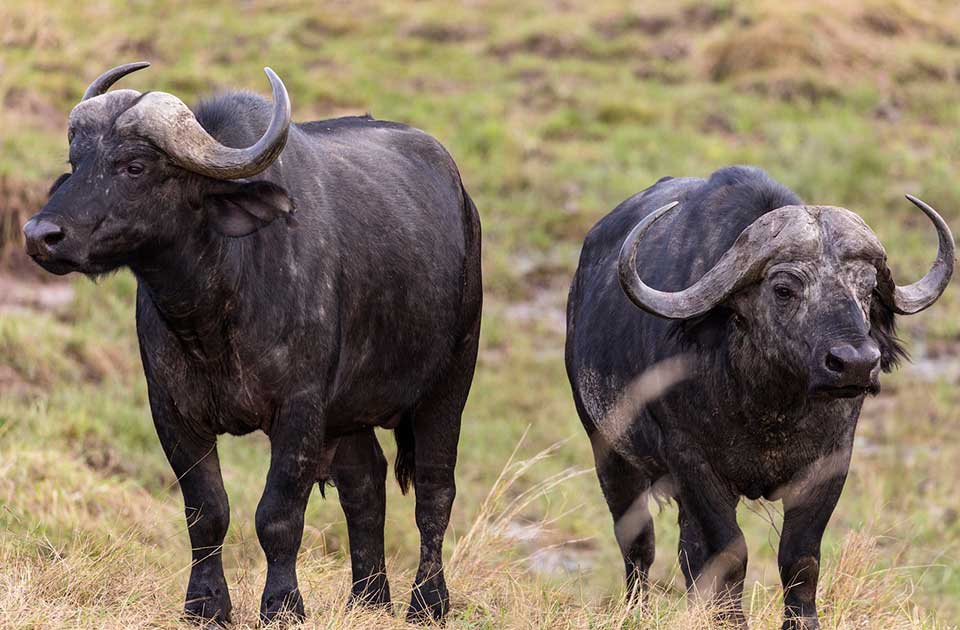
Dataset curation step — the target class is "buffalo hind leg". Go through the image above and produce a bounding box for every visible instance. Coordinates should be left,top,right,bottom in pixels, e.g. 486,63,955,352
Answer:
152,401,232,625
407,324,479,623
255,407,324,625
590,434,656,602
332,430,391,609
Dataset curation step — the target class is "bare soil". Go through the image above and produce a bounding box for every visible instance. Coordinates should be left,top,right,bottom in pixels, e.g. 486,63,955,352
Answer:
0,272,74,315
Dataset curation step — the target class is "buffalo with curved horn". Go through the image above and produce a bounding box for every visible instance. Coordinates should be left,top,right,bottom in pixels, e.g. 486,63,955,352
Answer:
25,63,482,626
565,166,953,629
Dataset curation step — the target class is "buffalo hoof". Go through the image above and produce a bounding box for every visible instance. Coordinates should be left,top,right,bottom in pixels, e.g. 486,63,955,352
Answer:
259,588,305,627
183,581,232,627
782,617,819,630
347,574,392,610
406,577,449,624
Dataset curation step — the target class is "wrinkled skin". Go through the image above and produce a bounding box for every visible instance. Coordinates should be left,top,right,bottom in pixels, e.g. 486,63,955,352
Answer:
566,167,914,630
26,90,481,625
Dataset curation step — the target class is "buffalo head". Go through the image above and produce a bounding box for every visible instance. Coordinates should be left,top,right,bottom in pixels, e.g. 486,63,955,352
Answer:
24,62,293,276
618,199,954,398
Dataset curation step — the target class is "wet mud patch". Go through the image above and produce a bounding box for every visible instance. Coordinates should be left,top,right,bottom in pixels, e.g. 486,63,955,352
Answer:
503,250,574,338
504,519,596,576
504,288,566,340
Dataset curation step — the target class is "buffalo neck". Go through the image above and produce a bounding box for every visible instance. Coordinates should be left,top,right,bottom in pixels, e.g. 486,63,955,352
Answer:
130,228,263,362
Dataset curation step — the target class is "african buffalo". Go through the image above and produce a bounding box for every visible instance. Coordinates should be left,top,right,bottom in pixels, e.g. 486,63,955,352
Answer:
24,62,481,625
565,167,953,629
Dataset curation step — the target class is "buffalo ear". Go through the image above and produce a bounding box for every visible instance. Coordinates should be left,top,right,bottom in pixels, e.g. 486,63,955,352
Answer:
870,292,907,372
203,180,294,237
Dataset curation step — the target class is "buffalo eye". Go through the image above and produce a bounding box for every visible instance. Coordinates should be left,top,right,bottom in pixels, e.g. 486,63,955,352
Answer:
124,161,145,178
773,285,794,300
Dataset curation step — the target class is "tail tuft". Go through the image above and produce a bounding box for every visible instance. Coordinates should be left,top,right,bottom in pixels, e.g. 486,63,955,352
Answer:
394,412,415,494
317,477,334,499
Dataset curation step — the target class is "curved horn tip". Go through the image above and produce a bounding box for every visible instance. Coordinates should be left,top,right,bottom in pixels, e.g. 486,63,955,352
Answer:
888,193,955,315
904,194,948,223
81,61,152,101
904,194,950,227
263,67,284,89
658,200,680,215
106,61,151,71
263,67,290,107
619,201,681,258
905,193,924,210
625,201,680,244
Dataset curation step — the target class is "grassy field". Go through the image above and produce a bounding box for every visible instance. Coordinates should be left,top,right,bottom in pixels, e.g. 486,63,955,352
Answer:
1,0,959,627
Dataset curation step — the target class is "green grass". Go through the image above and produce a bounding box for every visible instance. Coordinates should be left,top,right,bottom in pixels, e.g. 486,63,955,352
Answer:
2,0,960,628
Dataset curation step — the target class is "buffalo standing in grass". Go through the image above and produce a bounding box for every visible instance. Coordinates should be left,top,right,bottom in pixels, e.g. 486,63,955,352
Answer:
565,167,953,629
24,62,482,625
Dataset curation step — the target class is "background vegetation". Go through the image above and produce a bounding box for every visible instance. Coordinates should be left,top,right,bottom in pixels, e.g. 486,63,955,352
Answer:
1,0,958,627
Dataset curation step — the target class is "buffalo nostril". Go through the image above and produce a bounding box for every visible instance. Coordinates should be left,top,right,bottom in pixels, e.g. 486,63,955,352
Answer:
825,344,861,374
23,219,66,257
43,229,65,246
825,352,845,374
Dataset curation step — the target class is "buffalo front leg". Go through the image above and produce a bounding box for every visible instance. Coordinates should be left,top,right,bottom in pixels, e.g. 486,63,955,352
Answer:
256,413,324,625
590,433,656,602
331,430,391,609
778,452,850,630
407,327,479,623
152,409,232,625
675,469,747,627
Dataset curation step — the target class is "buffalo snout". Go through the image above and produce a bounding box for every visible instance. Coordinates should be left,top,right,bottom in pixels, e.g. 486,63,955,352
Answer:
818,341,881,396
23,217,66,260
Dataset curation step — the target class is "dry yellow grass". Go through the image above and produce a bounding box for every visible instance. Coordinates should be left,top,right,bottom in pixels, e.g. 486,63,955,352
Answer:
0,442,949,629
695,0,960,102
